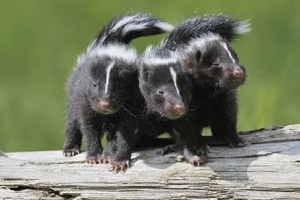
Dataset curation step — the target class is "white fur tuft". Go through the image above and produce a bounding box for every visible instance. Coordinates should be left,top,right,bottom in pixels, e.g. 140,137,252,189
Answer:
120,15,150,35
110,15,137,33
180,33,222,60
235,20,251,35
121,16,174,36
89,44,137,63
155,21,174,32
122,23,148,35
142,46,178,66
77,44,137,67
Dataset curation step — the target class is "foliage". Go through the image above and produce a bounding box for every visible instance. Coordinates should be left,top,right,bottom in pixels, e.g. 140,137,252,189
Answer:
0,0,299,151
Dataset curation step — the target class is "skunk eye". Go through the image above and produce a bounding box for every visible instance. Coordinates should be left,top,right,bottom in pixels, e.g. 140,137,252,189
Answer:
213,63,220,67
92,82,97,87
158,90,164,95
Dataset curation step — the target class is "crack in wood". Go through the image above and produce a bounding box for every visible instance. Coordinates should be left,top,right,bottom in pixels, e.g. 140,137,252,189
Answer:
9,185,78,199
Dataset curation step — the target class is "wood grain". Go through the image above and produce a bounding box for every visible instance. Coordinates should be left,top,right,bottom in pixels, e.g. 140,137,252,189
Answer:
1,124,300,199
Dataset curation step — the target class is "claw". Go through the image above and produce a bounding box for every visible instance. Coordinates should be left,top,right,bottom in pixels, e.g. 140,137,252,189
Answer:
109,159,131,173
100,155,109,164
229,142,247,148
85,154,102,164
184,149,207,167
63,148,80,157
126,160,130,168
109,166,114,171
188,156,204,166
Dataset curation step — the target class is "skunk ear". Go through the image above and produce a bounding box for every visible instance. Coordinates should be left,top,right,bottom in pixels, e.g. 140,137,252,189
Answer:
195,50,202,64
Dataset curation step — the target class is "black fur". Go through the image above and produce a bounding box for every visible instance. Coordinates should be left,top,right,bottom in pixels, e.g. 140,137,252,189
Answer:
63,14,173,164
163,14,250,50
90,13,173,47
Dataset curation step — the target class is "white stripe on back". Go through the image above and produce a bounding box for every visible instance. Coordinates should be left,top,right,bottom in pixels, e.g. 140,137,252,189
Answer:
143,57,178,66
105,61,115,94
89,44,137,63
170,67,180,95
221,42,236,63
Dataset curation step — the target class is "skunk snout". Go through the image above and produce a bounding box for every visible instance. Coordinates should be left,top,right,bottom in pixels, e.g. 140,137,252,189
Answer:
232,68,244,79
97,99,119,114
100,100,110,109
219,64,246,89
165,103,187,119
174,104,186,114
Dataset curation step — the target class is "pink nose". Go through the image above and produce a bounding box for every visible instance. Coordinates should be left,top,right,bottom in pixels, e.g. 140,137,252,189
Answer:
100,100,110,109
233,69,244,78
174,104,186,114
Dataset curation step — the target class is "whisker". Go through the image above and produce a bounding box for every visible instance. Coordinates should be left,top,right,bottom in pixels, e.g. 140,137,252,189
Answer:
121,105,137,119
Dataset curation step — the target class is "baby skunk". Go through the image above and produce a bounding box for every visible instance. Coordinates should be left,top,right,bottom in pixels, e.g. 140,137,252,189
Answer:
140,46,208,165
136,34,208,166
63,13,173,164
163,15,251,147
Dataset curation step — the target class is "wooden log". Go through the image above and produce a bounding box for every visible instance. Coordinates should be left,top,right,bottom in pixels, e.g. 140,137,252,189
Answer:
1,124,300,199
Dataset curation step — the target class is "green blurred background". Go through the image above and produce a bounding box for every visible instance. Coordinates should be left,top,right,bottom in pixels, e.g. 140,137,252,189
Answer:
0,0,299,152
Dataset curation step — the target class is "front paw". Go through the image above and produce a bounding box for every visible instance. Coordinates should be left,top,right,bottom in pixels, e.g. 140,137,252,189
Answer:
85,153,102,164
100,151,111,164
109,159,131,173
227,135,249,148
63,147,80,157
158,144,178,155
183,146,208,166
229,141,248,148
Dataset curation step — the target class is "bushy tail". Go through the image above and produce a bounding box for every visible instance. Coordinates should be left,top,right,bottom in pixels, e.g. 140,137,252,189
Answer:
163,14,251,50
88,13,173,49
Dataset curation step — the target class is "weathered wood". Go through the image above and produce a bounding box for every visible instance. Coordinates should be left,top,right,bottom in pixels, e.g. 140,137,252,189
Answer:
1,124,300,199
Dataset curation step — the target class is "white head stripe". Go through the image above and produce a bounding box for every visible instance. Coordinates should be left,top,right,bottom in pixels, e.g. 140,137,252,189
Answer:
170,67,180,95
105,61,115,94
221,42,236,63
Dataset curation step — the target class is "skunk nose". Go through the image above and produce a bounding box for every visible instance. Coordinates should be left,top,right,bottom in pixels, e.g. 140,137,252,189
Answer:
174,104,186,114
233,69,244,79
100,100,110,109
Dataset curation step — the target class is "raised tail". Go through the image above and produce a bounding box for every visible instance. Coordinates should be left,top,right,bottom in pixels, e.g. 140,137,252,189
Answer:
163,14,251,50
88,13,174,49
